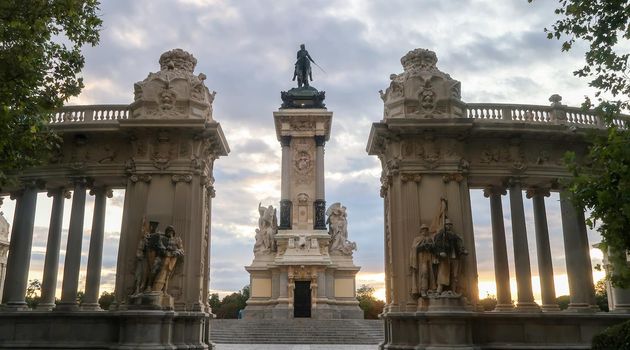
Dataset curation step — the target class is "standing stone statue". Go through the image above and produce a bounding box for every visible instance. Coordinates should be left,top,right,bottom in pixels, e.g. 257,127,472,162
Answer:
410,224,435,297
293,44,315,88
152,225,184,293
133,218,155,295
132,221,185,295
433,219,467,294
254,203,278,254
326,202,356,255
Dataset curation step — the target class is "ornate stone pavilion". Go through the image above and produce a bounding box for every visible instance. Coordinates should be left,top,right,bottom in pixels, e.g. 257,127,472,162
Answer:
243,79,363,319
0,49,228,349
367,48,630,349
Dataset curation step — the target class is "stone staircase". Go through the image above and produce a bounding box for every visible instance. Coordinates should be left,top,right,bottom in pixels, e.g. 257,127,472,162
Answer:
210,319,384,344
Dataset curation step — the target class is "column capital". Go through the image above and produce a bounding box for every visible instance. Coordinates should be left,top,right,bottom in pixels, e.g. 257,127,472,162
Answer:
171,174,193,183
525,187,551,199
89,186,113,198
47,187,72,199
401,173,422,183
483,185,506,198
129,173,152,183
314,135,326,147
280,135,292,147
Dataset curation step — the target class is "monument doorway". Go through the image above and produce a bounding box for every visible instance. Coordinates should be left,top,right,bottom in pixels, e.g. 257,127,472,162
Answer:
294,281,311,318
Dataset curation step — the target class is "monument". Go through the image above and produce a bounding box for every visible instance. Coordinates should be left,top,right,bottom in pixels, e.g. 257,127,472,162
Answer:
243,45,362,319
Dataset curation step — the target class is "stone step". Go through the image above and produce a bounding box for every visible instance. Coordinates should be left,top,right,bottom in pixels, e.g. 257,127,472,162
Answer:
210,319,383,344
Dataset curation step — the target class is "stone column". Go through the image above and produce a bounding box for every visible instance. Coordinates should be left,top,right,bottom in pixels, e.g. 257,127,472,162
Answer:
81,187,112,310
56,178,88,311
279,136,292,230
559,191,596,311
313,135,326,230
526,188,559,311
508,179,539,311
38,188,70,310
2,183,39,310
483,186,513,311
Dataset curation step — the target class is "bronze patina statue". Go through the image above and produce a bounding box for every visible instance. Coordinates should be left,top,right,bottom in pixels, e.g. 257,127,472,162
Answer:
281,44,326,108
293,44,315,88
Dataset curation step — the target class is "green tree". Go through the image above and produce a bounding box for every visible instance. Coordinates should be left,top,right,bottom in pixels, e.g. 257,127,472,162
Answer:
208,293,221,312
0,0,102,186
530,0,630,287
25,279,41,309
211,285,250,319
356,284,385,319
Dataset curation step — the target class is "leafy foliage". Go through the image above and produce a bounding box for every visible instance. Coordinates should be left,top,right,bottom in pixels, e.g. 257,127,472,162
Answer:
209,285,250,319
478,294,498,311
595,279,609,312
0,0,102,185
556,295,570,310
555,279,608,311
98,291,115,310
531,0,630,287
356,285,385,319
592,319,630,350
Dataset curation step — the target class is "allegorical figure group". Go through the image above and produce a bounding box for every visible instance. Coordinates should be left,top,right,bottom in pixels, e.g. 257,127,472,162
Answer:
133,219,185,296
410,219,467,297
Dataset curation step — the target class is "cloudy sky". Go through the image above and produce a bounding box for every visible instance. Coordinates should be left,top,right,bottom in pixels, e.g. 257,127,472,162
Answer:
1,0,606,302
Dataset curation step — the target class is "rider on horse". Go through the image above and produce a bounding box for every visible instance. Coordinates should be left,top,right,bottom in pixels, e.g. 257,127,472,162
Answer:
293,44,315,88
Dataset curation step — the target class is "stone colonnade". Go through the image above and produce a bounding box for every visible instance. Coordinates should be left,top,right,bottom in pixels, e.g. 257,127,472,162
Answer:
1,181,113,311
484,185,596,312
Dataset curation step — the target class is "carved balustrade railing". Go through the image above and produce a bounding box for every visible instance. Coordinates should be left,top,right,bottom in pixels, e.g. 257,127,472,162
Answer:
49,102,629,129
49,104,130,124
465,103,629,128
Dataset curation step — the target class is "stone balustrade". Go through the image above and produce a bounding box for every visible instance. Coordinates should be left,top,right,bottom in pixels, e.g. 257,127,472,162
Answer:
466,101,628,127
50,104,130,124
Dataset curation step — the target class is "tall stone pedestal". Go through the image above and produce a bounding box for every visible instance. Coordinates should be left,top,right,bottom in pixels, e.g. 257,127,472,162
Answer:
244,91,362,319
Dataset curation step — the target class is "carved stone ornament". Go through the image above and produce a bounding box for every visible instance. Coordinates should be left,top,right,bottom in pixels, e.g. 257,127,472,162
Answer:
171,174,193,183
401,173,422,183
131,48,215,120
293,140,314,184
130,174,152,183
442,173,464,183
381,48,464,119
152,131,173,170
